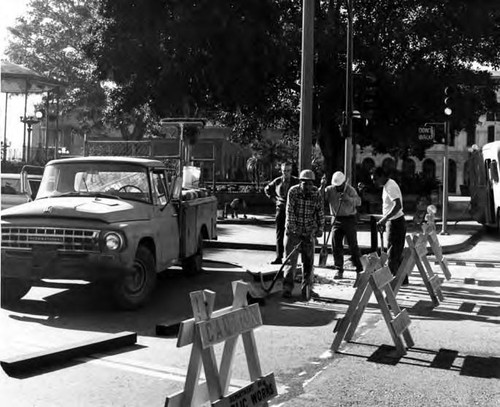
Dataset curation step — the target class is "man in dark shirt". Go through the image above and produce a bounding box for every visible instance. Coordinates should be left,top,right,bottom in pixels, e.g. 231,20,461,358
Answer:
264,162,299,264
282,169,324,299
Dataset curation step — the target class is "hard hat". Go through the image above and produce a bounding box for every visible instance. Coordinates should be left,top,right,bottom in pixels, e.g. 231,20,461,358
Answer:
331,171,346,186
299,169,315,181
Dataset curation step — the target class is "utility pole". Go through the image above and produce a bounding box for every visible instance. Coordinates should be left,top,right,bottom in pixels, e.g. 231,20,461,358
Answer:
298,0,314,171
344,0,354,181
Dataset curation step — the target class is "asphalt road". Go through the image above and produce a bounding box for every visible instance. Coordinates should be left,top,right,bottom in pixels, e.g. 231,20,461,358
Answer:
0,231,499,407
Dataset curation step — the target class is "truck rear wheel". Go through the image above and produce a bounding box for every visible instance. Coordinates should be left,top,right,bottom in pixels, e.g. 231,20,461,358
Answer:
112,245,157,310
182,234,203,275
1,278,31,305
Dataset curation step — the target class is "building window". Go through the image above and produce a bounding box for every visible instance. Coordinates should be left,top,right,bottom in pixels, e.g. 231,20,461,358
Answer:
382,157,395,176
486,111,495,122
448,159,456,193
466,130,475,146
422,159,436,179
402,158,416,177
488,125,495,143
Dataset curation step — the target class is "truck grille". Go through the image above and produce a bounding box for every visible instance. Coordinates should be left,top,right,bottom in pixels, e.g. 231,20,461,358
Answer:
1,227,100,252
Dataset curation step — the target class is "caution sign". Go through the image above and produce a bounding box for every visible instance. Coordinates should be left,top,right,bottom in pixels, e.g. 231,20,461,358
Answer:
198,304,262,349
213,373,277,407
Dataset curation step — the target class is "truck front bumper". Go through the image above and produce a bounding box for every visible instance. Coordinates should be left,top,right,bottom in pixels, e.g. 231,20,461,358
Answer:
1,248,132,281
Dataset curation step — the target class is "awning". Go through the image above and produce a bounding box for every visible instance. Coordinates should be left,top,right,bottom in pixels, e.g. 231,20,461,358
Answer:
1,61,65,93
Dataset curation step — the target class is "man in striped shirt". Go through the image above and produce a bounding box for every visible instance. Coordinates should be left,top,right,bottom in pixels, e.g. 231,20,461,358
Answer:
282,169,324,299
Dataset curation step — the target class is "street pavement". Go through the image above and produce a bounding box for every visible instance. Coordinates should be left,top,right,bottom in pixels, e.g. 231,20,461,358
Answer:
204,214,499,407
1,211,497,406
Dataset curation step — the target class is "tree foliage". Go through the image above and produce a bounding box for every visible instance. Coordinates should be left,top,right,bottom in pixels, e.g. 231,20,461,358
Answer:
5,0,105,135
8,0,500,173
86,0,500,177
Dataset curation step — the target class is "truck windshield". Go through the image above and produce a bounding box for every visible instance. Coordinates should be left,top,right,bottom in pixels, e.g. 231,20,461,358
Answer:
37,162,152,203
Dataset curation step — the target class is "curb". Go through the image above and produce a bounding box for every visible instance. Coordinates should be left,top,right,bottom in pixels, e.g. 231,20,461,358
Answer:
205,229,483,255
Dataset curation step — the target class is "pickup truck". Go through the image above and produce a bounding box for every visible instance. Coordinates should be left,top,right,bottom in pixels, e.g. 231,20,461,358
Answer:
1,155,217,309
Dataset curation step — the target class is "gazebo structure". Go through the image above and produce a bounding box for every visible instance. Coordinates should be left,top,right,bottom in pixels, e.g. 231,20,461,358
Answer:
1,61,66,162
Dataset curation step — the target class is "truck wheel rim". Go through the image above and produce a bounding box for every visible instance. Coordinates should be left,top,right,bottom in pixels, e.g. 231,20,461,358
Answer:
125,260,147,294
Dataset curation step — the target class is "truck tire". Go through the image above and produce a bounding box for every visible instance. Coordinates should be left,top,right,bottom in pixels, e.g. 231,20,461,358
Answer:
182,234,203,275
112,245,157,310
1,278,31,305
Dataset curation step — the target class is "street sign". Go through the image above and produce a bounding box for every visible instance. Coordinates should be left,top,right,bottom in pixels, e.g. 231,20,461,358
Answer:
418,126,435,142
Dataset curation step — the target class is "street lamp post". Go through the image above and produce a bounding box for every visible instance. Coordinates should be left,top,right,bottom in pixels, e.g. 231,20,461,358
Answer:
20,113,42,163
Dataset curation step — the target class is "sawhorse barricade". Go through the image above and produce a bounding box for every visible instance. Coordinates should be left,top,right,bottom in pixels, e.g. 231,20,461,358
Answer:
393,225,452,306
422,222,452,281
165,281,277,407
332,253,413,355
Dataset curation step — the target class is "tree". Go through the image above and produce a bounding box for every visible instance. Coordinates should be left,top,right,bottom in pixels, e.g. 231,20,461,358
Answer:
5,0,105,136
85,0,500,173
85,0,298,142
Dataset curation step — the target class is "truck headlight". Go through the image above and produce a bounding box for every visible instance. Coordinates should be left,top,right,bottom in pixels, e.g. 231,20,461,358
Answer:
104,232,123,251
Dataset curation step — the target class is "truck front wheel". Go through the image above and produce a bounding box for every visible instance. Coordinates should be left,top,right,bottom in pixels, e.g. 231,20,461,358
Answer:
1,278,31,305
112,245,157,310
182,234,203,275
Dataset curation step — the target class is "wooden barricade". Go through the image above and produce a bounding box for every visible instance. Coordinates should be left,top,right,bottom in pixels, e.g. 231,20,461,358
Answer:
369,266,414,355
165,281,277,407
422,222,452,281
402,233,444,306
332,252,413,355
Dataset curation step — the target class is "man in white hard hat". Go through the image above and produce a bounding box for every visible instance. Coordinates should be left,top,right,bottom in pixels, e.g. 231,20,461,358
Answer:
282,169,324,299
265,162,300,264
320,171,363,279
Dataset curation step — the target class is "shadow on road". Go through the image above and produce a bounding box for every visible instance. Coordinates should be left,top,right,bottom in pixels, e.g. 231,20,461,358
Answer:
2,259,338,337
340,342,500,379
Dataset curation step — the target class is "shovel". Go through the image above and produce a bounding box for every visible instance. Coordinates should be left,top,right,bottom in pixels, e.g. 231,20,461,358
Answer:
317,181,348,267
318,226,332,267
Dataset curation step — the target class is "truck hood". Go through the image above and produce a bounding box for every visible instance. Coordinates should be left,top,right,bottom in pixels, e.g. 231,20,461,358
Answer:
0,196,150,223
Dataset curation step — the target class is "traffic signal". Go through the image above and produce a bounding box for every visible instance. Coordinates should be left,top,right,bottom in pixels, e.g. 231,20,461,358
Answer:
444,86,455,116
362,74,378,119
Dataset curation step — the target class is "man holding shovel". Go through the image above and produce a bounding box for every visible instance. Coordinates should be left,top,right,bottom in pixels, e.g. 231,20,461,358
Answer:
282,169,324,299
320,171,363,280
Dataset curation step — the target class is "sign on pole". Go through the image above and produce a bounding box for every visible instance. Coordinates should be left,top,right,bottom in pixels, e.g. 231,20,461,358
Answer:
418,126,435,142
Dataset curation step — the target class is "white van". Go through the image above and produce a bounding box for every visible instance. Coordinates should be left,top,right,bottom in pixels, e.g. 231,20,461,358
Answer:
468,141,500,230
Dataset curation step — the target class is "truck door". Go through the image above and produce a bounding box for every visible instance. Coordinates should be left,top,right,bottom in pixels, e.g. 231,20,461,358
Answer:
151,170,180,268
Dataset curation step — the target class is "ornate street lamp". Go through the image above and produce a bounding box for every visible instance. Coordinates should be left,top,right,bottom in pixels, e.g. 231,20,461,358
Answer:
20,110,43,162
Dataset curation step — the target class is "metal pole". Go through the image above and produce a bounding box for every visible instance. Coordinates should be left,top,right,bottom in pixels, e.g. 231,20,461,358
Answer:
298,0,314,171
441,120,450,235
27,124,32,162
55,92,60,159
3,93,8,162
344,0,354,181
45,92,50,161
22,85,28,162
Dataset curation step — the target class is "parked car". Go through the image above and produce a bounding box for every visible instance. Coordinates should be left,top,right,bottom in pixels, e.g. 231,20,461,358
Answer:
1,170,42,210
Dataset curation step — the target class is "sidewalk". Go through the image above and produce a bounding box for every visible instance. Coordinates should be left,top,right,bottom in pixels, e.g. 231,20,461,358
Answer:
209,213,484,255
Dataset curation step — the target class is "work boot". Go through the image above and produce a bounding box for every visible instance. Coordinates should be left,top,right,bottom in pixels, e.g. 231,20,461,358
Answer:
270,258,282,265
